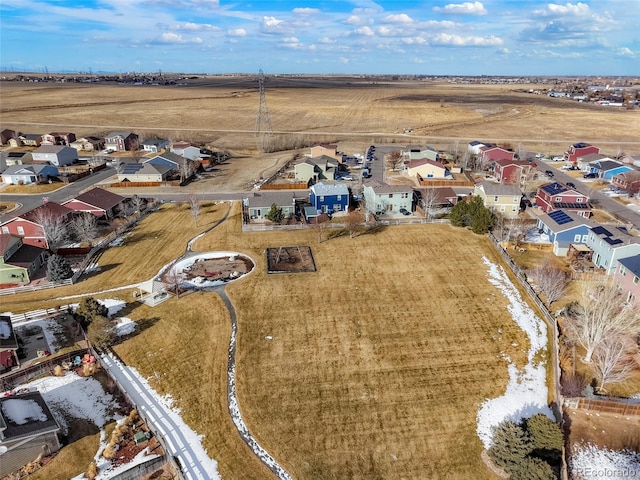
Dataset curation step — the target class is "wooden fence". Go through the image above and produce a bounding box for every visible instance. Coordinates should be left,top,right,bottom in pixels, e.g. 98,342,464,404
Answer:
0,279,72,296
9,305,71,325
259,182,308,190
107,181,179,188
564,397,640,417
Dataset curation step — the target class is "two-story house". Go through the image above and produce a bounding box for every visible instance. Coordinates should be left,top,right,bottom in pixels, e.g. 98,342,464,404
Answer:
41,132,76,146
105,132,139,152
479,146,515,166
474,181,521,218
468,141,492,155
70,136,105,152
611,170,640,194
363,181,413,214
586,225,640,274
62,188,125,219
245,191,306,220
310,144,340,161
0,202,74,249
31,145,77,167
404,159,449,179
565,142,599,163
294,156,338,184
0,129,17,146
402,147,438,162
309,183,350,214
141,137,171,153
0,234,48,285
493,159,535,185
614,256,640,307
170,142,201,160
535,182,591,217
536,209,599,256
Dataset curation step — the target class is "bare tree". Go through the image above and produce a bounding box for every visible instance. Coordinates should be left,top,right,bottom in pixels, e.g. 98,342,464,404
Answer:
592,335,637,394
164,265,182,298
386,151,404,171
131,194,145,217
32,208,68,251
529,257,569,305
312,214,330,244
72,213,99,246
344,210,363,239
507,215,529,249
421,188,439,221
564,281,640,363
188,195,201,227
179,157,196,183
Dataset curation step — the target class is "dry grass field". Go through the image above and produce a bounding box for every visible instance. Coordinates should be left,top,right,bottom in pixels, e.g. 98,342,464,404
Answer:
1,78,638,157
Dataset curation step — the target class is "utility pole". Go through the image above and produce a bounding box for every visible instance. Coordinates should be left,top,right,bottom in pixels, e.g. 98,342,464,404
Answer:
255,69,273,151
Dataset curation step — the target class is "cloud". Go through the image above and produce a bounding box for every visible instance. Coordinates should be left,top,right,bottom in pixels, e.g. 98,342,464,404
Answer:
172,22,219,31
532,2,590,17
150,32,203,44
339,57,350,63
497,47,510,54
261,16,289,35
354,26,375,37
345,15,370,26
227,28,246,37
617,47,636,58
382,13,413,24
431,33,503,46
319,36,336,44
433,1,487,15
143,0,219,8
292,7,319,15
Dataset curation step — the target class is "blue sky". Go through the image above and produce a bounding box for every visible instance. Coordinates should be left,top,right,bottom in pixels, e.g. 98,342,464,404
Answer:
0,0,638,75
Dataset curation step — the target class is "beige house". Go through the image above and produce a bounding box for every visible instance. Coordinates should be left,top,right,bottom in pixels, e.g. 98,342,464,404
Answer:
294,155,338,184
363,180,413,214
404,159,450,179
474,181,521,218
402,148,438,162
310,144,340,161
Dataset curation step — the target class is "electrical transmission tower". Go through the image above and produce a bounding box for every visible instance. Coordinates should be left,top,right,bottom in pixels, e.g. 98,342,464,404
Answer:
255,69,273,150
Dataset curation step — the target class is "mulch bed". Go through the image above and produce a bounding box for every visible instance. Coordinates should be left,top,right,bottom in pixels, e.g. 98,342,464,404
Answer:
181,255,253,282
266,246,316,274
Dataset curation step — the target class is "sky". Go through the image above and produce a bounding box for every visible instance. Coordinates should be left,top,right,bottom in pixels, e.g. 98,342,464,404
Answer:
0,0,638,76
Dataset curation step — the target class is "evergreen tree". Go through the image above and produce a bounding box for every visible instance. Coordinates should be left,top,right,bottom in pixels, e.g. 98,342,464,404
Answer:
87,315,116,350
265,203,284,224
76,297,109,329
46,254,73,282
488,420,532,470
526,414,563,465
509,456,556,480
449,196,493,233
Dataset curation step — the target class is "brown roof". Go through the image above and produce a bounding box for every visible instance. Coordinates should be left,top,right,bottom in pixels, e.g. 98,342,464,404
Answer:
406,159,445,169
21,202,74,223
613,170,640,182
365,180,413,194
69,187,125,211
0,234,21,257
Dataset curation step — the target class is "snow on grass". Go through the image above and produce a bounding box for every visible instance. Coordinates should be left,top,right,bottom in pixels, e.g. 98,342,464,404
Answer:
476,257,554,449
97,298,127,317
115,317,136,336
524,226,551,244
570,443,640,479
18,317,62,353
166,251,255,289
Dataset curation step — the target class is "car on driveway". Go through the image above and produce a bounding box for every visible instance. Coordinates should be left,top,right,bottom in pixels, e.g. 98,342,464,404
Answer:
552,156,564,161
583,172,598,179
545,170,554,177
535,153,545,159
566,182,576,189
399,208,411,216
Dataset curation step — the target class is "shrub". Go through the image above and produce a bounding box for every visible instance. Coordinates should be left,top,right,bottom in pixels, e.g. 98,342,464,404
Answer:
46,254,73,282
76,297,109,328
87,315,116,350
489,420,532,470
85,462,98,480
449,196,493,234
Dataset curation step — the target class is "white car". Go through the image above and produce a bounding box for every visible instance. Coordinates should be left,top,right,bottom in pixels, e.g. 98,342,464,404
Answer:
535,153,545,159
552,156,564,161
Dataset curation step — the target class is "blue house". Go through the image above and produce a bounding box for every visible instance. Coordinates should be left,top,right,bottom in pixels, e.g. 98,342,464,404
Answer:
588,159,633,180
309,182,349,214
586,225,640,274
536,209,598,256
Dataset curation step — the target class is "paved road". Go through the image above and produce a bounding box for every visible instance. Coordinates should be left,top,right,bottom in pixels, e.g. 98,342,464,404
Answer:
533,160,640,229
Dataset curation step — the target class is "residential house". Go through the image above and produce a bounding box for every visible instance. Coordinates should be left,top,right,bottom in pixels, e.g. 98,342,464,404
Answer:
245,191,306,220
0,202,74,249
0,129,17,146
294,156,338,184
586,225,640,274
117,163,172,182
588,159,633,180
0,234,48,285
0,391,62,478
1,164,58,185
363,181,412,214
415,186,459,211
309,183,350,214
614,256,640,307
404,159,450,179
0,152,31,168
535,182,592,217
468,141,492,155
536,209,599,256
144,152,187,170
70,136,105,152
611,170,640,194
16,134,43,147
310,144,340,161
170,142,201,160
474,181,521,218
62,187,125,219
141,137,170,153
41,132,76,146
576,153,613,172
0,315,20,373
479,146,515,166
31,145,77,167
402,147,438,162
565,142,600,163
105,132,138,152
493,159,535,185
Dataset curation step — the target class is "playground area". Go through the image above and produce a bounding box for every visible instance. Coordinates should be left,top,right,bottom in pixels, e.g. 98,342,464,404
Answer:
266,246,316,274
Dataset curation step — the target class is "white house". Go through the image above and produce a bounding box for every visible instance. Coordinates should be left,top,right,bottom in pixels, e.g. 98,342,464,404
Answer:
31,145,77,166
363,180,413,214
1,164,58,185
170,142,201,160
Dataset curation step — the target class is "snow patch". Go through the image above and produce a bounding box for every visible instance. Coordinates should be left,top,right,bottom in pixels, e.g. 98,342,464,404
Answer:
115,317,136,336
476,257,554,449
1,398,48,424
524,226,551,244
97,298,127,317
570,443,640,479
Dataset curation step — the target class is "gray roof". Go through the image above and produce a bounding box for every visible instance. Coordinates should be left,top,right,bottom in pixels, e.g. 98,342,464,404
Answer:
590,160,626,171
310,182,349,196
105,131,133,139
476,181,521,196
364,179,413,194
537,209,599,234
141,138,168,147
618,255,640,277
246,191,307,208
0,391,60,441
1,164,56,176
34,145,72,154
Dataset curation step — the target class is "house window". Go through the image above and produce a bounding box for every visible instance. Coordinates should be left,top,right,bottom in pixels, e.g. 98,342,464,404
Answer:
634,276,639,285
555,197,562,202
389,194,393,198
320,196,325,202
582,235,588,243
334,204,341,211
574,234,581,242
337,195,342,201
620,265,627,276
17,226,24,235
500,205,506,212
1,226,8,234
576,197,583,203
494,196,499,202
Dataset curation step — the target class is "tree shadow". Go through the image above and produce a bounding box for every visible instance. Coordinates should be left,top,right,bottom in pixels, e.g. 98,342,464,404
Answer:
327,229,348,240
359,224,388,236
113,317,161,345
79,263,122,281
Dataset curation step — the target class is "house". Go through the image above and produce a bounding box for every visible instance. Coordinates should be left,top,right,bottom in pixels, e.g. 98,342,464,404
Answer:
41,132,76,146
363,181,413,214
0,391,62,478
404,159,450,179
468,141,492,155
611,170,640,194
104,132,139,152
565,142,599,163
474,181,521,218
414,187,459,211
310,144,340,161
0,202,74,249
62,188,125,219
614,256,640,307
16,134,43,147
117,163,172,182
0,152,31,168
535,182,592,217
309,183,350,214
588,159,633,180
141,138,170,153
1,164,58,185
536,210,599,256
245,191,305,220
144,152,187,170
294,156,338,184
170,142,201,160
0,234,48,285
586,225,640,274
479,146,515,165
0,315,20,372
493,159,535,185
31,145,77,167
402,147,438,162
576,153,613,172
0,129,17,145
70,136,105,152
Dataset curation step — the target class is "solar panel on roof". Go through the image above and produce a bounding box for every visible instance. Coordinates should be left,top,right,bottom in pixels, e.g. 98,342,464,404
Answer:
591,226,612,236
555,202,590,209
549,210,573,225
604,237,623,246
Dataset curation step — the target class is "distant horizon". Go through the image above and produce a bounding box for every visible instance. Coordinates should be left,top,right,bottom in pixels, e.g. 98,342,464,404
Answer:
1,1,638,76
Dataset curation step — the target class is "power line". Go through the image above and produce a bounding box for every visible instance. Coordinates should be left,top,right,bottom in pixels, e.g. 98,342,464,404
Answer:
255,69,272,150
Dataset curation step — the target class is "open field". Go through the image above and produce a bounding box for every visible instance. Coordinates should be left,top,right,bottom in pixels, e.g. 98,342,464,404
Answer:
1,78,639,157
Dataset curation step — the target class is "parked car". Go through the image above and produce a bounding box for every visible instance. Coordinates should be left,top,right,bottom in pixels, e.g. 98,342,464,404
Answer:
399,208,411,216
566,182,576,189
545,170,554,177
535,153,545,159
552,156,564,161
583,172,598,179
